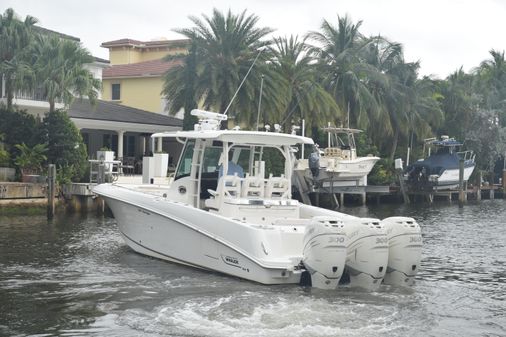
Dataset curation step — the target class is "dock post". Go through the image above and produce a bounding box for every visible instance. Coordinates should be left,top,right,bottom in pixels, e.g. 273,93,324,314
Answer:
490,187,495,200
397,172,410,204
98,164,105,184
47,164,56,219
476,171,482,201
340,193,344,207
458,158,465,208
503,169,506,191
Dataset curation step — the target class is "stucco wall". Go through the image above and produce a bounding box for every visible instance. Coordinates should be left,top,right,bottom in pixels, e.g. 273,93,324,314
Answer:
102,77,165,113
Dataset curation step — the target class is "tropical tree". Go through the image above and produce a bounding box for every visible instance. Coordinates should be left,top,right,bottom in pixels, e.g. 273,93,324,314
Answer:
466,109,506,179
307,15,382,130
361,36,443,160
475,49,506,110
163,40,199,130
31,33,101,112
437,67,478,141
270,35,341,134
0,8,38,109
163,9,287,127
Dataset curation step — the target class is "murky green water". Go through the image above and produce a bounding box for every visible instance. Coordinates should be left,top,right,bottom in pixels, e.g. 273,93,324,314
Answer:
0,200,505,336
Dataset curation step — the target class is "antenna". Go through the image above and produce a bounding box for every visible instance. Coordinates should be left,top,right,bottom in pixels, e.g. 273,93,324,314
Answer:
255,74,265,131
347,101,350,129
223,47,265,116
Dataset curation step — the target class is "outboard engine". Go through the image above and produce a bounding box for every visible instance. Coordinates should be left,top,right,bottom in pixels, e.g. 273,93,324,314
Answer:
302,217,347,289
342,218,389,290
308,151,320,177
381,217,422,286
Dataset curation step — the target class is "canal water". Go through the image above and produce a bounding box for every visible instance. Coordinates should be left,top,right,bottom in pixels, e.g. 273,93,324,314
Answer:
0,200,505,337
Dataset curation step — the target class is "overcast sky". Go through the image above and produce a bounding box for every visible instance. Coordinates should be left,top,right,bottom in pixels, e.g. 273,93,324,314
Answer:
3,0,506,78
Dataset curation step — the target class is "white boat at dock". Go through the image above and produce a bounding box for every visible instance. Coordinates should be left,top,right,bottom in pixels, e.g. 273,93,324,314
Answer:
93,110,421,290
294,127,380,184
405,136,475,191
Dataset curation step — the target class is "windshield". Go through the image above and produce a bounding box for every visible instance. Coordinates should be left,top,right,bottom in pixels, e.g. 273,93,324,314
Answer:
174,139,195,180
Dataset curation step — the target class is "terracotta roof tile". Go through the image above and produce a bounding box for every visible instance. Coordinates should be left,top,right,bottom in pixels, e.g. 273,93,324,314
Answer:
101,38,190,48
103,59,181,78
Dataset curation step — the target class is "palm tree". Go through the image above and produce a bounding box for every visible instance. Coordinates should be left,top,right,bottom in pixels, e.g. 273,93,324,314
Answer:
0,8,38,109
163,40,199,130
307,15,382,129
163,9,284,127
270,35,341,134
361,36,443,160
31,33,101,112
474,49,506,110
437,67,477,140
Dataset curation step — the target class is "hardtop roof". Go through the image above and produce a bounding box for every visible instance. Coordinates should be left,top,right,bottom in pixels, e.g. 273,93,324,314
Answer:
151,129,314,146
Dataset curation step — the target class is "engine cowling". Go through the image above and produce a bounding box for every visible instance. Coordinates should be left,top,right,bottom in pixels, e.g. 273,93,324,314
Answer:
302,217,347,289
343,218,389,290
381,217,423,286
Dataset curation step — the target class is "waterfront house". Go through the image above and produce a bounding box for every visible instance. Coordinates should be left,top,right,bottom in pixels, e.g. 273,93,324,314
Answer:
100,38,190,115
1,28,184,168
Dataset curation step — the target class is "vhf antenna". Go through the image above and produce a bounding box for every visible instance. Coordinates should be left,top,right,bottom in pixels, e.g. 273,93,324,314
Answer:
223,47,265,117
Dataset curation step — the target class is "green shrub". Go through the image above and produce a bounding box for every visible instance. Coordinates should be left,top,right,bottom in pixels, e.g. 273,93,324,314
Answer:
14,143,47,174
368,158,396,185
41,110,88,183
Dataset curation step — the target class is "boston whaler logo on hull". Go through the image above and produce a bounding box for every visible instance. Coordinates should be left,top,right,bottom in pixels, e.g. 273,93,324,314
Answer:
225,256,239,265
221,254,249,272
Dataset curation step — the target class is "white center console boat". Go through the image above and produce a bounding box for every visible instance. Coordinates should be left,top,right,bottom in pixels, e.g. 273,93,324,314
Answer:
93,110,422,290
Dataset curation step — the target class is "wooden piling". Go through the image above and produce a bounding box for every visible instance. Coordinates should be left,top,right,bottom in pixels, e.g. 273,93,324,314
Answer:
396,170,410,204
476,171,482,201
503,170,506,191
47,164,56,219
98,164,105,184
458,158,465,208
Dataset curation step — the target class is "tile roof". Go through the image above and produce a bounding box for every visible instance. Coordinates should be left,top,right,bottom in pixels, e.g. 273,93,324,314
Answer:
102,59,181,78
93,56,110,64
69,99,182,127
101,38,190,49
34,26,80,41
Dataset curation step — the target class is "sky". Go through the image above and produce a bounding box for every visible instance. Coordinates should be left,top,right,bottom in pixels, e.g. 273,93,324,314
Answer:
2,0,506,78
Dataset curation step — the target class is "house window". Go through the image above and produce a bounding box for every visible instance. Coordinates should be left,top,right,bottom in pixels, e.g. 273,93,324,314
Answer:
111,83,121,100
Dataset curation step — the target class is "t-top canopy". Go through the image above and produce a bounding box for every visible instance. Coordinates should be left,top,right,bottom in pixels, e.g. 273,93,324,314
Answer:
151,129,315,146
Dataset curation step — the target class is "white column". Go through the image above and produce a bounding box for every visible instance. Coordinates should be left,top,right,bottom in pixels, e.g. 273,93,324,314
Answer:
156,137,163,153
117,130,124,160
1,75,5,98
141,136,146,156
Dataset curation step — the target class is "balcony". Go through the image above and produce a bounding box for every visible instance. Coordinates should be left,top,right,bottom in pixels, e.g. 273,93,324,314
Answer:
1,76,63,115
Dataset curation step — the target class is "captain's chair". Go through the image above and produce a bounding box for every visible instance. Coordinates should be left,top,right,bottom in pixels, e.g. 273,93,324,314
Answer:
265,174,289,199
241,174,264,198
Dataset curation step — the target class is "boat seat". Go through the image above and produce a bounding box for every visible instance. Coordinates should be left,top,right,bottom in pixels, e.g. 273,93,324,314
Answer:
241,174,264,198
265,174,289,199
324,147,342,158
204,174,241,210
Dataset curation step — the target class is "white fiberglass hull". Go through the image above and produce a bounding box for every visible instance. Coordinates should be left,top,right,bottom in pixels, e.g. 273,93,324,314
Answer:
95,184,303,285
298,157,379,182
94,184,422,289
431,165,475,190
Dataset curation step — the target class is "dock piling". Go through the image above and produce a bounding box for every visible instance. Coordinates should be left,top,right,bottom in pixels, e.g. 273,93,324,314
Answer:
458,158,465,208
47,164,56,219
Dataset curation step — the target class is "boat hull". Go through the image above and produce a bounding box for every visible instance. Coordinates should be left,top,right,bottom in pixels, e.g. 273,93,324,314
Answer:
96,185,302,285
298,157,379,182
